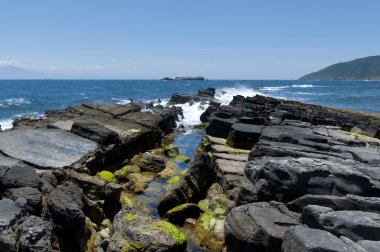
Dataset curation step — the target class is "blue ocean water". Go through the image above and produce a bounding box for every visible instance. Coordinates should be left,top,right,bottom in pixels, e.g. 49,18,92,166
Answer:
0,79,379,129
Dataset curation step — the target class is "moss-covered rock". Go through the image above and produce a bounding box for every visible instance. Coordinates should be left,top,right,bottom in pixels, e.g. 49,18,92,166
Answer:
166,169,188,185
164,203,202,225
109,205,187,252
175,155,191,163
158,160,178,179
96,170,115,183
124,172,156,193
164,144,179,158
131,152,165,172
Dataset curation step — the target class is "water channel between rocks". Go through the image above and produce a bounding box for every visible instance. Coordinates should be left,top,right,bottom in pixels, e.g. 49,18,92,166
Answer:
132,131,205,251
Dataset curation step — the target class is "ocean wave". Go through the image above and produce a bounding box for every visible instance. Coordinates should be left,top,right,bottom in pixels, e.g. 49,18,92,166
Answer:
291,84,314,88
215,87,264,105
0,98,30,108
0,112,45,130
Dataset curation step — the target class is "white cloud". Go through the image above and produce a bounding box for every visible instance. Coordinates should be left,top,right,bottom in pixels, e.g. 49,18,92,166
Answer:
0,59,18,66
93,65,104,70
46,65,64,71
70,64,81,69
111,58,117,62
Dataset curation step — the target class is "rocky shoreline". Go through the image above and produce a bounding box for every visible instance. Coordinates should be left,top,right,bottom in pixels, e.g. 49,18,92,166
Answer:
0,88,380,251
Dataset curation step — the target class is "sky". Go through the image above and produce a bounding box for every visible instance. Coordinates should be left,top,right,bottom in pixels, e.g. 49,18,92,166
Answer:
0,0,379,79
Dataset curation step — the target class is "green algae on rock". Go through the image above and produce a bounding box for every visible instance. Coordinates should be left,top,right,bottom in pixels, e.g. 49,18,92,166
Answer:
96,170,115,183
166,169,188,185
151,220,188,245
175,155,191,163
163,144,179,158
158,160,178,179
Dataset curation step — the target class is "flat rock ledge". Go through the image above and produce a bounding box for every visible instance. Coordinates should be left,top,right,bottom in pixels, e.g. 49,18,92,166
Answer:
0,101,182,252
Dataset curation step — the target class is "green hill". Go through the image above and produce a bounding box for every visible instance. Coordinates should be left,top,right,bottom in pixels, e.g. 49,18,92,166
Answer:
300,55,380,80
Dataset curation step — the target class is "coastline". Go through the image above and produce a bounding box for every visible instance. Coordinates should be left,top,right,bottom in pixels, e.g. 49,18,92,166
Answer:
0,88,380,251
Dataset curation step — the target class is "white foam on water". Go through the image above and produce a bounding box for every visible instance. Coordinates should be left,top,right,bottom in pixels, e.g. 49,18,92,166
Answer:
0,112,45,130
259,86,289,91
0,118,14,130
0,98,30,108
291,84,314,88
215,86,264,105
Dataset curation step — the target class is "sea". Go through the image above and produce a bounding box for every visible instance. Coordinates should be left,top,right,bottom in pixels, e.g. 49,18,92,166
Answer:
0,79,379,130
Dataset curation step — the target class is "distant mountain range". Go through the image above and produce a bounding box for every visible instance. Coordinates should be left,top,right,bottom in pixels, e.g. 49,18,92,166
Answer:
0,66,45,79
300,55,380,81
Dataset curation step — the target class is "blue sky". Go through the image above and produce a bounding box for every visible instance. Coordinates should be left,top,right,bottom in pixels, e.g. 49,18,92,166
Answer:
0,0,379,79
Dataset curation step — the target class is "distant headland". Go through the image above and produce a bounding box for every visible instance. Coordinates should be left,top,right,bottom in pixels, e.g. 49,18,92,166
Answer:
300,55,380,81
162,76,206,81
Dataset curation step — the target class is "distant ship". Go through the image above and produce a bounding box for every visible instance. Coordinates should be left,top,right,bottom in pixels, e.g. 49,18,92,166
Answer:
162,76,206,81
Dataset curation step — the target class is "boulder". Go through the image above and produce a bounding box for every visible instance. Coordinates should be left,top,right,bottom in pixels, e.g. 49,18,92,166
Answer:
226,123,263,149
319,210,380,241
132,152,165,172
282,226,356,252
200,105,218,123
169,93,194,104
3,187,42,215
0,128,98,169
205,117,238,138
198,88,215,98
18,216,53,252
108,205,187,252
224,202,300,252
71,122,121,145
163,144,179,158
2,165,40,189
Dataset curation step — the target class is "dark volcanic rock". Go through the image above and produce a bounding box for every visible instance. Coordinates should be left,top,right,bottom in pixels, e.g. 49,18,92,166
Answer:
200,105,218,123
158,153,213,216
4,187,42,215
163,203,202,225
300,205,334,229
132,152,165,172
169,93,194,104
48,185,86,252
224,202,300,252
226,123,263,149
282,226,356,252
287,194,380,213
0,198,25,252
198,88,215,98
71,122,121,145
18,216,53,252
2,165,40,189
205,117,238,138
319,210,380,241
237,156,380,205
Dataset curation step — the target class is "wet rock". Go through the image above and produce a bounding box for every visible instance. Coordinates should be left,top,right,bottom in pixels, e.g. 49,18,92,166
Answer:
71,122,121,146
169,93,194,104
205,117,238,138
163,203,202,225
108,205,187,252
237,156,380,205
225,202,300,252
105,182,122,202
198,88,215,98
319,210,380,241
282,226,356,252
2,165,40,189
132,152,165,172
0,128,98,169
157,153,213,216
4,187,42,215
18,216,53,252
226,123,263,150
120,111,176,134
163,144,179,158
158,160,178,179
125,172,156,194
0,198,25,252
200,105,218,123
